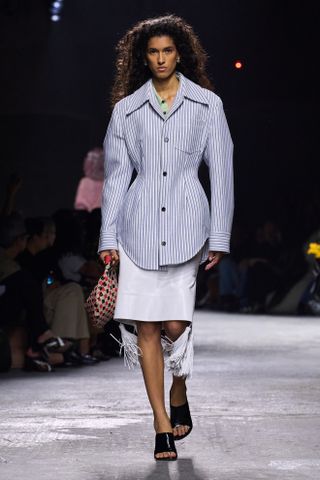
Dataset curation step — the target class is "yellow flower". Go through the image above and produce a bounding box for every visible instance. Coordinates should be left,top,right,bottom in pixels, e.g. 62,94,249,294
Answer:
307,242,320,259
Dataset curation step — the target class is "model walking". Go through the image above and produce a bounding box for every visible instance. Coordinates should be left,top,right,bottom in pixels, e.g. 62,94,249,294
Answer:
98,14,234,460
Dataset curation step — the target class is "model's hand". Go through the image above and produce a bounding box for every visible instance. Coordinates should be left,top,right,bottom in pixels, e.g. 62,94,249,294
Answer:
204,251,225,271
99,249,119,267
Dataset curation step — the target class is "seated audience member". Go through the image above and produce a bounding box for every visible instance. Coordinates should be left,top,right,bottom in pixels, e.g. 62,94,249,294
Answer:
294,227,320,315
0,213,68,371
52,209,112,360
214,224,250,311
196,271,219,309
216,256,241,311
74,147,104,212
52,209,103,287
238,220,285,312
196,224,245,311
17,216,99,365
17,217,57,282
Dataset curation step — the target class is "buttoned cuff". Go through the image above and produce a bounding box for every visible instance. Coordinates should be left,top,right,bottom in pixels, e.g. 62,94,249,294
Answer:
98,232,118,253
208,232,231,253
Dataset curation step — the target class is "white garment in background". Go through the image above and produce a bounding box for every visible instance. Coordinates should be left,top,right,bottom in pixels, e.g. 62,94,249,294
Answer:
58,253,86,282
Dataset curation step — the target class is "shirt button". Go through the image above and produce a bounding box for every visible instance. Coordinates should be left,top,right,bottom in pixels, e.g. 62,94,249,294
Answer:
161,241,166,246
161,207,166,212
163,171,167,176
164,137,169,142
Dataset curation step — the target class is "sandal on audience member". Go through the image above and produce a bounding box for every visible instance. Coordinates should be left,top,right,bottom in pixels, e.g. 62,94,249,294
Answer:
39,336,73,355
24,354,53,372
80,353,100,365
154,432,177,461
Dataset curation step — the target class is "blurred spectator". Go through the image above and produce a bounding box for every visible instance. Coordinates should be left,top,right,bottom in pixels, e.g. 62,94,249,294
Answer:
299,229,320,314
74,147,104,212
51,209,110,360
0,213,69,371
17,216,99,365
196,224,247,311
270,227,320,315
197,221,288,313
52,209,103,287
238,220,285,312
17,217,57,282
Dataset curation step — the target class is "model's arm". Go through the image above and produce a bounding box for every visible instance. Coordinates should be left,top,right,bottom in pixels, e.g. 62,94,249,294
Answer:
203,96,234,254
98,104,134,253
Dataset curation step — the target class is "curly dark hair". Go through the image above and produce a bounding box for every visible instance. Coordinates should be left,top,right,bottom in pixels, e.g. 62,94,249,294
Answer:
110,14,213,108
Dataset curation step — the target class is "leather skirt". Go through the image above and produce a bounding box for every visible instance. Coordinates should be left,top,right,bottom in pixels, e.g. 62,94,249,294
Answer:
113,242,202,327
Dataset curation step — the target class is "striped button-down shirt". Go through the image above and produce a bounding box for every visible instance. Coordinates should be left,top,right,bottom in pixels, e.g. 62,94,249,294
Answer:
98,72,234,271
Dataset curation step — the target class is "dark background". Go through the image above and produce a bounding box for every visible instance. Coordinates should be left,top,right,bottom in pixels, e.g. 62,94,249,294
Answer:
0,0,318,245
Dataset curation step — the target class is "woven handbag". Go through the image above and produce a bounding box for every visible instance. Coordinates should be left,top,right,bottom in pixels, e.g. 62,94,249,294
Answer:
85,255,118,328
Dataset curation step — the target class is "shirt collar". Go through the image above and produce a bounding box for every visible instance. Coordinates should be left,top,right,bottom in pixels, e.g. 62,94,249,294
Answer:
125,72,208,115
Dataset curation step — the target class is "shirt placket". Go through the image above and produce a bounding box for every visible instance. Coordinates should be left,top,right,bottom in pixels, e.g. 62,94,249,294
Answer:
158,116,170,266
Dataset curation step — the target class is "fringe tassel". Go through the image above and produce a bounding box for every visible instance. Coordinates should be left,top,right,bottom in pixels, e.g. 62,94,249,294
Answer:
164,326,194,379
161,334,174,355
110,323,142,370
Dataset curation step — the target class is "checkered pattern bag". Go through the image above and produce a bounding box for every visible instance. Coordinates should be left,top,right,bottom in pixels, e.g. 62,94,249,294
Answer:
85,256,118,328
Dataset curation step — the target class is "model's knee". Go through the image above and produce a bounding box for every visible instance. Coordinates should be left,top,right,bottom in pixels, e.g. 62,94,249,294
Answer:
137,321,161,342
164,321,189,341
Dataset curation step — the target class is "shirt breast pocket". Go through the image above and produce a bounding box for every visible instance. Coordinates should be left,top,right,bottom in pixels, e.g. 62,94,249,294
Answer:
173,122,205,154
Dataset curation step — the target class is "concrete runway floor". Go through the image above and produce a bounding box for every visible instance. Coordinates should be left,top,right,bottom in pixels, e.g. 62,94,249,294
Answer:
1,311,320,480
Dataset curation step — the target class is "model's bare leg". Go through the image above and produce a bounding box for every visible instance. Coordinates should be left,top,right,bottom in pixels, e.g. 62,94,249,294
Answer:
136,321,176,460
164,320,190,438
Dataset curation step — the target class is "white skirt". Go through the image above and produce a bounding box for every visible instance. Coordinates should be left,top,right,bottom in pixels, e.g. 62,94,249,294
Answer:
111,242,203,378
114,242,202,327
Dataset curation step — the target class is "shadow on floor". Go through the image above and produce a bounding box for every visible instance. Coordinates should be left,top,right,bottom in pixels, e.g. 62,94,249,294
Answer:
95,457,207,480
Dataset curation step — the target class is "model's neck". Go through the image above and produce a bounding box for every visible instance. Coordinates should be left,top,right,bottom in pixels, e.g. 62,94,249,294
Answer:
152,71,180,98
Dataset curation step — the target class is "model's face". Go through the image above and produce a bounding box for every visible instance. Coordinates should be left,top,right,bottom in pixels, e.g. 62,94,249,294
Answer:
145,35,179,80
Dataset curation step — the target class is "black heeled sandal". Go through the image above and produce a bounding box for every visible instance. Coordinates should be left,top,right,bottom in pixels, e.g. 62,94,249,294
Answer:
170,392,193,441
154,432,177,461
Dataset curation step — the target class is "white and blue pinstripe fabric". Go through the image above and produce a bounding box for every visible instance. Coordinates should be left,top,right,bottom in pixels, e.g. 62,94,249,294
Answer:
98,72,234,271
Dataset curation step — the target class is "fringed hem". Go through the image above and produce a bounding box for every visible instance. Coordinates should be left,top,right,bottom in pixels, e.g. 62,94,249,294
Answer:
110,323,194,378
110,323,143,370
162,326,194,379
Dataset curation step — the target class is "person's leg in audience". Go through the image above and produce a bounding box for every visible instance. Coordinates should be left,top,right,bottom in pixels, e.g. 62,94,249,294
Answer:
43,282,97,364
217,256,240,311
0,269,69,359
1,270,49,345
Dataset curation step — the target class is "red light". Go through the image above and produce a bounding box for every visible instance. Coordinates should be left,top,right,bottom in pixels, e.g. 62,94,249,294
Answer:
234,61,243,69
